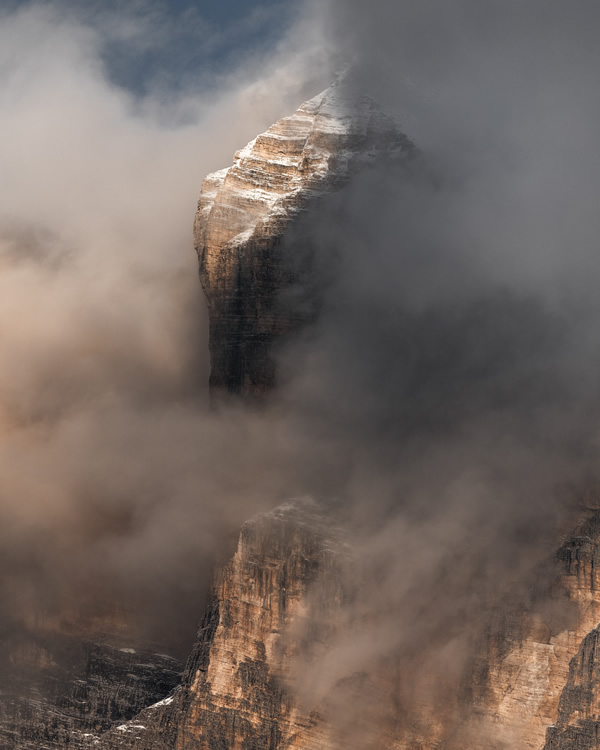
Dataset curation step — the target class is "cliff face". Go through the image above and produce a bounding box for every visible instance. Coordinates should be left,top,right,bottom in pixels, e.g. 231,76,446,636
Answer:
464,516,600,749
100,506,600,750
14,506,600,750
97,499,352,750
194,77,415,398
173,499,350,750
0,622,182,750
544,624,600,749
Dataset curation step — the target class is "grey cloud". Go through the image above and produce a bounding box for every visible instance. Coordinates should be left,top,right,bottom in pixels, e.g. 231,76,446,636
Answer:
0,0,337,653
3,0,600,743
260,1,600,742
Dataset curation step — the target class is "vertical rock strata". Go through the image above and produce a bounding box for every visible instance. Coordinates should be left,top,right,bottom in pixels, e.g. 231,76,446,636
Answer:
539,515,600,750
194,78,415,398
97,507,600,750
0,627,182,750
174,500,348,750
544,626,600,749
98,499,351,750
465,518,600,749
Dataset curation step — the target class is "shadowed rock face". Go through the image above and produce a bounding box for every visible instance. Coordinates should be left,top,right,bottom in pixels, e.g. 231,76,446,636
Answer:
0,624,182,750
194,77,415,399
540,516,600,750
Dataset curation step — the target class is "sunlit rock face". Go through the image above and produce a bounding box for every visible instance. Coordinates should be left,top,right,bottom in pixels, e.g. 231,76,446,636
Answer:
458,516,600,750
194,77,415,399
97,499,352,750
534,516,600,750
89,506,600,750
172,500,349,750
544,625,600,749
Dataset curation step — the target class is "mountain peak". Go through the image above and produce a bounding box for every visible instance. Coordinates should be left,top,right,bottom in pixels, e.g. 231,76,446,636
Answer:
194,82,415,398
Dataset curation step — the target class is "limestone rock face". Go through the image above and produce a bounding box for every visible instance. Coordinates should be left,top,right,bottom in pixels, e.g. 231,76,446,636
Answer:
0,624,182,750
90,505,600,750
97,499,351,750
464,513,600,750
194,78,415,398
536,516,600,750
543,625,600,749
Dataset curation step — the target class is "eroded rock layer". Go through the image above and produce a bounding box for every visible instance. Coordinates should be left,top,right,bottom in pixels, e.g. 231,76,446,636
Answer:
79,503,600,750
0,624,182,750
464,515,600,749
194,78,415,398
97,499,351,749
543,624,600,749
100,86,600,750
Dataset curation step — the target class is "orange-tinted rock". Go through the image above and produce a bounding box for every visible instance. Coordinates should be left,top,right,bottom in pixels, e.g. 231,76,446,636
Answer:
98,499,351,750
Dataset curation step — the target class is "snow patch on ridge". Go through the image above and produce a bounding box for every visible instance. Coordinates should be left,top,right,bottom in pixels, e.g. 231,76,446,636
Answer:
197,78,413,252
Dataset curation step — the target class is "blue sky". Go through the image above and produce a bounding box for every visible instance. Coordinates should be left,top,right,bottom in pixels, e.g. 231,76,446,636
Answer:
163,0,285,24
6,0,299,95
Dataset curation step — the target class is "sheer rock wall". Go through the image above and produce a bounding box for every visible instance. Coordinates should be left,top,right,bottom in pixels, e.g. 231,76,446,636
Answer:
0,625,182,750
194,78,415,399
98,499,351,750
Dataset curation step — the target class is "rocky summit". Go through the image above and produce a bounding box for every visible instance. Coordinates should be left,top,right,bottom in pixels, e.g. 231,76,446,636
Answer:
194,76,415,399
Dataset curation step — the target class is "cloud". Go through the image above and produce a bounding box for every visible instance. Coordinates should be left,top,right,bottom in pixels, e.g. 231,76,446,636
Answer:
259,1,600,743
3,0,600,744
0,0,337,652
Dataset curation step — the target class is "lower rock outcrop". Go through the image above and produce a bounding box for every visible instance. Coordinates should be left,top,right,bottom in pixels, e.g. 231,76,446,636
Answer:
0,626,182,750
101,504,600,750
99,498,352,750
544,625,600,749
